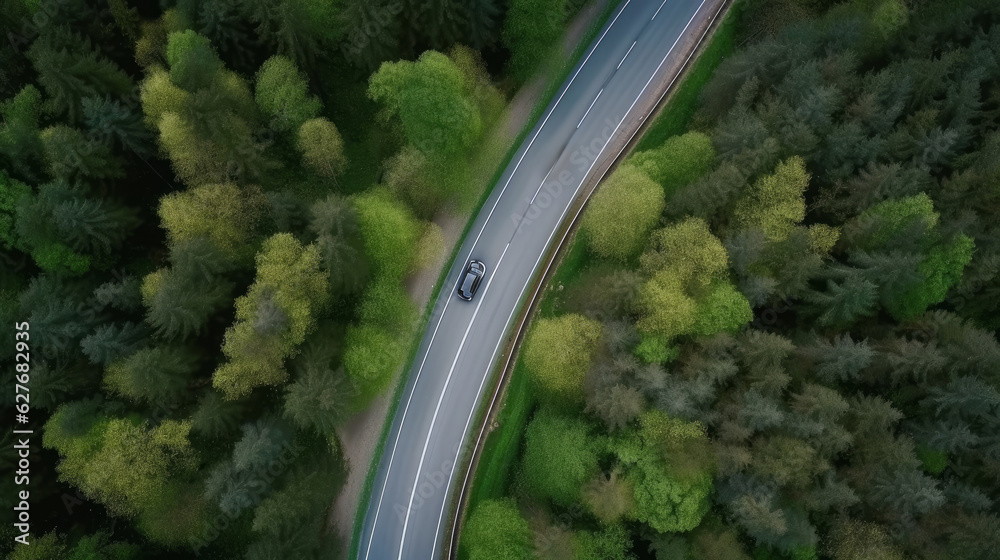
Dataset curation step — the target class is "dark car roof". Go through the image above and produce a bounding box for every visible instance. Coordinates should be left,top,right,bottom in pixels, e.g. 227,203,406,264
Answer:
458,260,486,300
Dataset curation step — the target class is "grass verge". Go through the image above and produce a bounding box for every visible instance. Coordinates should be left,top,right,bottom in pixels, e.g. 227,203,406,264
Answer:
456,0,741,550
346,3,620,558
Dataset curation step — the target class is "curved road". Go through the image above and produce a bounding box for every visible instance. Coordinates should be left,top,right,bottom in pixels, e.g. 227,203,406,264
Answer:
357,0,724,557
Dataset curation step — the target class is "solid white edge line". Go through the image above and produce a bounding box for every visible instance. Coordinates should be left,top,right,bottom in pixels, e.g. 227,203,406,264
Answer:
396,242,511,560
361,0,635,557
577,88,604,129
431,0,713,555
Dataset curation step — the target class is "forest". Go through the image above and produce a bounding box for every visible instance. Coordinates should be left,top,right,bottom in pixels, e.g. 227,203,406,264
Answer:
460,0,1000,559
0,0,594,558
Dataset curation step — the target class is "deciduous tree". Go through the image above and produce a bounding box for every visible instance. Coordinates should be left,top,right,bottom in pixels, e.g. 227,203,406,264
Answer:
523,314,602,403
463,499,532,560
580,164,665,261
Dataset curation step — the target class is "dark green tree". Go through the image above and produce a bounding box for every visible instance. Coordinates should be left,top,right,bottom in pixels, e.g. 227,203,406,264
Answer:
502,0,567,82
79,322,148,365
26,31,132,123
0,85,44,180
104,346,198,405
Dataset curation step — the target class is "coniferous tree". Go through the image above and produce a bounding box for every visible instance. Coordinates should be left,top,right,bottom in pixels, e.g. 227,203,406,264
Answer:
104,345,198,405
0,85,44,180
26,31,132,123
191,388,246,440
237,0,342,71
82,96,155,158
502,0,568,83
79,321,148,365
283,363,353,438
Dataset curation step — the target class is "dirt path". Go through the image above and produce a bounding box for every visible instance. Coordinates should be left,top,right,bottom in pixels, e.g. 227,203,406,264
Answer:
327,3,611,555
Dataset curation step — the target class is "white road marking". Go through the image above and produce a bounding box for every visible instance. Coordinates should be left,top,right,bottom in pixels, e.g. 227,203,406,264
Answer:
618,41,636,69
530,166,554,204
651,0,669,20
577,88,604,128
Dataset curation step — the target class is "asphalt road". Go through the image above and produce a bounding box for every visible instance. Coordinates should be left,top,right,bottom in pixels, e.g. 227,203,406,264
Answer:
358,0,719,557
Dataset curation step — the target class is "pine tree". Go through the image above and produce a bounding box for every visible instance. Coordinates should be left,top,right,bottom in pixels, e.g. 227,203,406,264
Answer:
40,125,124,181
93,276,143,312
191,389,245,439
463,0,501,49
237,0,341,70
27,31,132,123
19,275,103,357
0,170,30,250
142,264,233,340
736,330,794,395
79,321,148,365
339,0,403,71
502,0,568,82
869,468,945,517
737,390,785,433
104,345,198,404
586,384,644,431
283,363,353,438
806,273,879,328
82,96,154,158
0,85,44,180
309,193,367,295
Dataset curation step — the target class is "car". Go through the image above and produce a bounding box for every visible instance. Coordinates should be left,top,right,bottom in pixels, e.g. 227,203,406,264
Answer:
457,260,487,301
